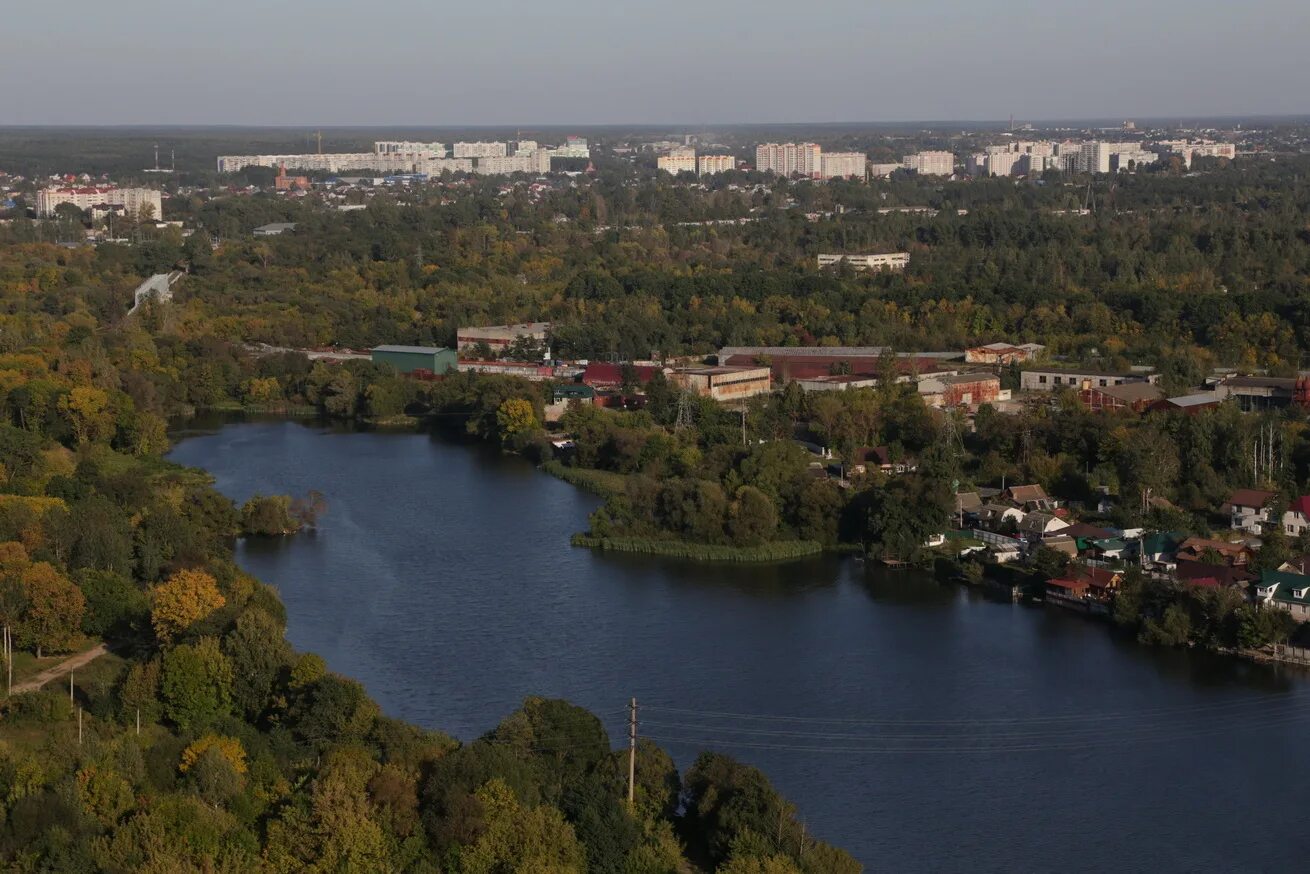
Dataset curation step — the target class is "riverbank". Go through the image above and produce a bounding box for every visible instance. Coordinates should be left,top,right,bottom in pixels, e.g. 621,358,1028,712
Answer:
571,533,823,562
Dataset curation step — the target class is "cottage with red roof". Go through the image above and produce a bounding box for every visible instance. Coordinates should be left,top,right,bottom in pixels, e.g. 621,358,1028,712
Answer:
1282,496,1310,538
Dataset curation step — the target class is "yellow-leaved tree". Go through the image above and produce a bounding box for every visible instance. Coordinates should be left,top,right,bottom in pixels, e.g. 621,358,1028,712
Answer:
179,734,247,774
150,569,225,644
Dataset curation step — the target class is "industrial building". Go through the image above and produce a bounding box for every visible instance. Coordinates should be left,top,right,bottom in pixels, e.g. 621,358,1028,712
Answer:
1020,368,1159,393
671,366,772,402
371,345,457,375
816,253,910,271
456,322,551,354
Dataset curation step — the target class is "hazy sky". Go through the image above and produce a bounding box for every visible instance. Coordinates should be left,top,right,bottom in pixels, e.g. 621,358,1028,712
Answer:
3,0,1306,125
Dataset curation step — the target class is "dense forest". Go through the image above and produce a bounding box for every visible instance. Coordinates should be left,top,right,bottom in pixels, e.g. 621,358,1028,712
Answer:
0,226,861,868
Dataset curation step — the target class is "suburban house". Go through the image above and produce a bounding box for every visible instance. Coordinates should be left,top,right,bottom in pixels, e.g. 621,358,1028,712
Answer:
850,446,916,477
1175,537,1253,566
1281,496,1310,537
1176,560,1253,588
1079,382,1166,414
1279,556,1310,575
1019,512,1070,540
1083,566,1125,600
979,504,1024,531
1254,571,1310,619
1090,537,1130,561
1224,488,1277,534
1140,531,1185,567
544,383,597,422
1064,521,1116,552
1045,576,1091,607
1043,534,1079,557
1004,484,1055,512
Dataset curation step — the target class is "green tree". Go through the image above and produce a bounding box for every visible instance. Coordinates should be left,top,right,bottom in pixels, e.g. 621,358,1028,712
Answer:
161,637,234,730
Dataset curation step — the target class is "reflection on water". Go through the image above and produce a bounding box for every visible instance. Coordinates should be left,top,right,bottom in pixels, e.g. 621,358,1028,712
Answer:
169,417,1310,872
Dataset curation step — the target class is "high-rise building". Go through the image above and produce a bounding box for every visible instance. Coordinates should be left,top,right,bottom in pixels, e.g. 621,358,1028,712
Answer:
820,152,867,179
901,151,955,176
657,148,697,175
511,140,539,155
697,154,736,175
755,143,822,177
453,141,508,159
36,186,164,219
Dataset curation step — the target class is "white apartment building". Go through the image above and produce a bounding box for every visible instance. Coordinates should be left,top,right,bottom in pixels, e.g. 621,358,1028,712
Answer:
868,162,902,177
755,143,822,178
817,252,910,271
511,140,539,155
423,157,475,174
820,152,867,179
217,152,426,174
697,154,736,175
553,136,590,159
474,151,551,175
453,141,508,159
1112,149,1158,171
657,148,697,174
375,141,446,157
36,186,163,219
901,151,955,176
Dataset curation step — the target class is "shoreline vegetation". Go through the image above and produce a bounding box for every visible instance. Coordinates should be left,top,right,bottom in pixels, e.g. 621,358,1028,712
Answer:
571,533,824,563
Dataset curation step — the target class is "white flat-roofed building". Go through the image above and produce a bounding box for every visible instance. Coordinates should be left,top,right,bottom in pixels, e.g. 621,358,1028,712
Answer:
37,186,163,218
755,142,822,178
453,141,508,159
868,162,902,177
657,148,697,174
697,154,735,175
817,252,910,271
1020,368,1159,393
901,151,955,176
511,140,539,155
820,152,867,179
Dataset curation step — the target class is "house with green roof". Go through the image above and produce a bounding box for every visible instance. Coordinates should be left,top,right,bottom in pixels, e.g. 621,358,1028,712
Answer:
1256,570,1310,620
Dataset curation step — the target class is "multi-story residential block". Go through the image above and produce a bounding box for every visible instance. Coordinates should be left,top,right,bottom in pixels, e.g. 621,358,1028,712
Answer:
474,151,551,175
901,151,955,176
755,143,822,177
553,136,591,159
820,152,867,179
374,141,446,157
657,148,697,175
453,142,508,159
697,154,736,175
867,162,902,177
36,186,163,218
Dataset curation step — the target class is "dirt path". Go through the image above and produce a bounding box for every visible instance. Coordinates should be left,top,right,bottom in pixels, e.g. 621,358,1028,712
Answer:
11,643,109,694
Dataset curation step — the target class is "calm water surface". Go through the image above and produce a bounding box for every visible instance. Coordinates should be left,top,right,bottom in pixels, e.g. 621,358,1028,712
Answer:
169,416,1310,872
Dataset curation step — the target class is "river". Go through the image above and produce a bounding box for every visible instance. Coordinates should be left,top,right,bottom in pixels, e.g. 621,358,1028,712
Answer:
168,415,1310,872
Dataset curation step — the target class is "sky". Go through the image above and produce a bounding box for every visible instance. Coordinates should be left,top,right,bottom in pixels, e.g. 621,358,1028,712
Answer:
2,0,1306,126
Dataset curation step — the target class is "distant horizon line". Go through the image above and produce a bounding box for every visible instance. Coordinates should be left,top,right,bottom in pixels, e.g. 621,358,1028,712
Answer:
2,113,1308,133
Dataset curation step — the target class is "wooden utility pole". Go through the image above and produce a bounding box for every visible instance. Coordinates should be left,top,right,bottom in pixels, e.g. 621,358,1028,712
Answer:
135,707,140,737
627,697,638,809
77,708,83,746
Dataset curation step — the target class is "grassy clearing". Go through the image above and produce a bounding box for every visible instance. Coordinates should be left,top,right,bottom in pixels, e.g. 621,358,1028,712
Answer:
541,461,630,498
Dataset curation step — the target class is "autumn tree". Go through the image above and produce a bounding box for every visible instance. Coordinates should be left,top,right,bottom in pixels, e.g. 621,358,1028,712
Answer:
150,568,226,644
19,562,85,656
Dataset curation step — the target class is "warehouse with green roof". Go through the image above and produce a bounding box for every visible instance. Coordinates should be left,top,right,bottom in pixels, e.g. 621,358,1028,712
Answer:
371,345,456,375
